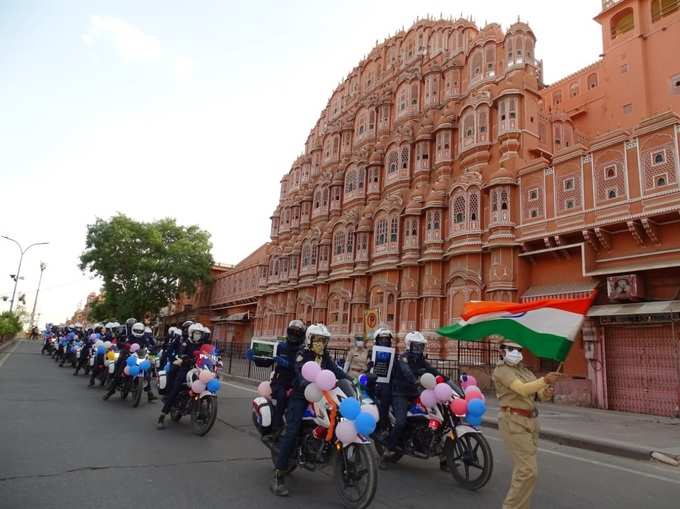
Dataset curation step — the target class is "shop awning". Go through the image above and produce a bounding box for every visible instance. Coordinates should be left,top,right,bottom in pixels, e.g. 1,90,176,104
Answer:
521,281,599,302
587,301,680,317
212,311,250,322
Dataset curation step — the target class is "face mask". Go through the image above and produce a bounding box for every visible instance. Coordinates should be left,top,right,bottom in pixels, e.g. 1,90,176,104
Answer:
504,349,523,366
355,340,365,348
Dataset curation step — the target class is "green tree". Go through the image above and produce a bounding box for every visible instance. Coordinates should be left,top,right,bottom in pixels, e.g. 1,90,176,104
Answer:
0,311,22,340
79,214,214,320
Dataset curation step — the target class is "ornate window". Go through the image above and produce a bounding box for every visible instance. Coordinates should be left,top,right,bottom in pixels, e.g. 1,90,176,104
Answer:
587,73,599,89
386,150,399,175
453,194,466,225
375,218,387,246
462,111,475,148
490,187,511,224
611,8,635,39
346,229,354,255
334,230,345,256
390,217,399,243
499,96,518,133
469,189,480,228
477,106,489,143
400,146,410,170
302,243,311,267
426,209,441,241
485,44,496,78
436,130,451,161
470,49,483,83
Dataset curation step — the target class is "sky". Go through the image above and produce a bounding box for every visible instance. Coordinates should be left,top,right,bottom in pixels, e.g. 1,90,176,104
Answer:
0,0,604,327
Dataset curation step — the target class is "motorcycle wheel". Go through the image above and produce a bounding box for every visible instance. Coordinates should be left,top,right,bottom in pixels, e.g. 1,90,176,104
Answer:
334,444,378,509
190,396,218,436
445,432,493,491
130,377,144,408
120,378,130,401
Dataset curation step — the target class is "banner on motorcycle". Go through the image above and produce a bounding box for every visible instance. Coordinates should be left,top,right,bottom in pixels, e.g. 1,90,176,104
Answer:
371,345,395,384
250,338,278,360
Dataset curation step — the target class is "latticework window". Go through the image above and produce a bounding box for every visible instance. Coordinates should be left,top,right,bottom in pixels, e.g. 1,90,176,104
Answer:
387,151,398,175
453,195,466,224
400,146,410,170
334,231,345,256
375,219,387,246
469,191,480,227
641,143,678,195
556,172,582,214
390,217,399,243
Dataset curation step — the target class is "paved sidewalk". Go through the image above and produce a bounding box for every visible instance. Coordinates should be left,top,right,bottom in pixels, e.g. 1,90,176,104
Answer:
483,396,680,462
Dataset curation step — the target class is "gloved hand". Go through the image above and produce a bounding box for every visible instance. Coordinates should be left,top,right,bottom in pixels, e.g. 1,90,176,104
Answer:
274,355,289,368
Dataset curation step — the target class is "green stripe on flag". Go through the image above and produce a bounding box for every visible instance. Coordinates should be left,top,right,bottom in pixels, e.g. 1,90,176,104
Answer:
437,318,573,362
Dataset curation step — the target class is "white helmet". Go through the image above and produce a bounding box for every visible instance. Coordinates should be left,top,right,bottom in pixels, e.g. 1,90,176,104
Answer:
373,327,393,347
131,322,145,338
201,325,211,334
104,322,114,330
305,323,331,353
405,331,427,356
188,323,204,343
168,326,180,338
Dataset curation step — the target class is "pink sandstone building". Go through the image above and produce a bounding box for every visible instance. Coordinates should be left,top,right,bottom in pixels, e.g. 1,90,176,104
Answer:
214,0,680,416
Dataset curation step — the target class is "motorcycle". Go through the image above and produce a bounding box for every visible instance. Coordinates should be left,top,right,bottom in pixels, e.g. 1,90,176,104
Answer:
42,336,57,355
163,348,220,436
373,376,493,491
252,379,378,509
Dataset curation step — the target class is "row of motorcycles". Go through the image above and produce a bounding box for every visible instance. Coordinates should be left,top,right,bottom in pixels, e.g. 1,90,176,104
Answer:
249,325,494,509
42,321,221,436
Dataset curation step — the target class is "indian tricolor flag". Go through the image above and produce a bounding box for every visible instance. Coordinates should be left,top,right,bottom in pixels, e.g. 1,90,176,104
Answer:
437,296,595,361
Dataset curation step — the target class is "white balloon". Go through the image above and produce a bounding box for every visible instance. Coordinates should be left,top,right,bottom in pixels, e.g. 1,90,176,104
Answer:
304,383,324,403
420,372,436,390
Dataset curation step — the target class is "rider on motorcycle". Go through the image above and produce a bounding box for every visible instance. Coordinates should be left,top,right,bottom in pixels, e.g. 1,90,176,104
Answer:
102,318,136,400
156,322,209,429
369,328,394,432
73,333,95,376
249,319,306,436
383,331,445,462
271,323,351,497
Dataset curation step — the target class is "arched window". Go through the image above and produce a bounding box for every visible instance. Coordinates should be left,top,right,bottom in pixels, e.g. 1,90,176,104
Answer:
390,216,399,243
462,111,475,148
357,167,365,190
314,190,321,209
469,189,480,227
611,8,634,39
470,50,483,82
322,188,329,207
385,150,398,175
334,230,345,256
485,44,496,77
302,243,311,267
375,218,387,246
400,146,410,170
477,106,489,143
453,194,466,224
587,73,599,89
345,168,355,194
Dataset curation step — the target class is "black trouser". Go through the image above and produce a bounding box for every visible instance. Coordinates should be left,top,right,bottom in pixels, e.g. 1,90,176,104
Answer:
161,366,189,414
271,384,290,431
387,395,410,450
41,342,50,355
74,352,90,374
274,397,307,470
375,383,392,432
90,356,105,385
105,352,130,395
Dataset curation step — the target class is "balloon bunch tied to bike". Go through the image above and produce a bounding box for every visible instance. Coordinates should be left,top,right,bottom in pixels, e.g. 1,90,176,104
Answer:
250,321,493,509
41,318,222,436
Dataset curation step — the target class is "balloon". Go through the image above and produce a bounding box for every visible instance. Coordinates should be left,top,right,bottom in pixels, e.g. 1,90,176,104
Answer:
207,379,221,393
257,381,272,398
139,359,151,371
128,365,140,377
126,356,137,367
301,361,321,383
420,373,436,390
315,370,337,391
434,383,454,403
354,411,377,435
467,398,487,417
358,374,369,387
123,366,130,376
199,370,215,384
339,397,361,420
465,388,484,401
191,380,206,393
460,374,478,390
104,341,112,349
97,346,106,355
130,343,140,353
435,375,445,384
304,383,324,403
335,420,358,445
360,404,380,422
450,398,468,416
420,389,438,408
466,414,482,427
464,384,481,394
94,340,104,348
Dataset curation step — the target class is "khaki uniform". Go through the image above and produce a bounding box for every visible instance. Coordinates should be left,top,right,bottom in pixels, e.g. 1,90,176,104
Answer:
493,361,549,509
345,346,370,379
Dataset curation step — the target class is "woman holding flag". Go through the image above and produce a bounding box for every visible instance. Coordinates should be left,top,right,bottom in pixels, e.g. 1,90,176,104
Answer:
437,295,594,509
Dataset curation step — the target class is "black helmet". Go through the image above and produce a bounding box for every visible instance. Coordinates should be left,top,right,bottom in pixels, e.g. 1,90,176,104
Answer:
286,319,306,346
125,318,137,339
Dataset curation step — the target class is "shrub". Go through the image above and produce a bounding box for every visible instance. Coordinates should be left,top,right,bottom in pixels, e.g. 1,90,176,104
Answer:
0,311,22,340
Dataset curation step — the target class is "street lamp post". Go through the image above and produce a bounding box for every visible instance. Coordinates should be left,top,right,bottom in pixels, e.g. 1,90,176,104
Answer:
29,262,47,330
1,236,49,314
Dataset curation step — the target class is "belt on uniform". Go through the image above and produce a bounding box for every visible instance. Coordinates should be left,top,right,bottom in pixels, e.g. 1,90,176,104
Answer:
501,406,538,418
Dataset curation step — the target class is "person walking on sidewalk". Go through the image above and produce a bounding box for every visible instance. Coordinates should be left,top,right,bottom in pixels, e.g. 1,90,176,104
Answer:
492,339,562,509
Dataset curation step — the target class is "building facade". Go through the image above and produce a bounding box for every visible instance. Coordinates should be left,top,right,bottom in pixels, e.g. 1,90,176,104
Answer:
255,0,680,416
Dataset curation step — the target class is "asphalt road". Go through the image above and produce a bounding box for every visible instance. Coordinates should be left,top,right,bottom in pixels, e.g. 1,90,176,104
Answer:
1,340,679,508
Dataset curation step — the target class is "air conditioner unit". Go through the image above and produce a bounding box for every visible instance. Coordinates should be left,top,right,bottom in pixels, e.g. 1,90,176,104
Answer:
607,274,644,301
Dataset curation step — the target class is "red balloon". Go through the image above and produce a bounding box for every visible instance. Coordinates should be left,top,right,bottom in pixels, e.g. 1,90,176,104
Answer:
450,398,468,416
435,375,445,384
465,389,483,401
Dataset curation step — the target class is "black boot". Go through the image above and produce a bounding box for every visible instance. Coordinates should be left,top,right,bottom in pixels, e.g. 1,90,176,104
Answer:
157,413,166,430
270,469,289,497
147,391,158,403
